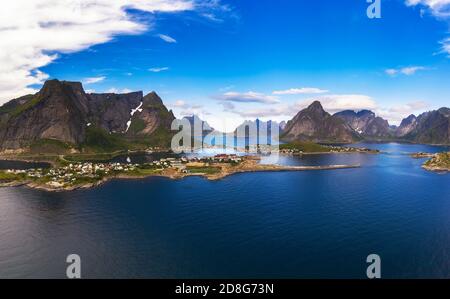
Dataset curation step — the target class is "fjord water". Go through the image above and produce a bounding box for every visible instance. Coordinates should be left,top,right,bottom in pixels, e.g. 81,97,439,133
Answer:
0,143,449,278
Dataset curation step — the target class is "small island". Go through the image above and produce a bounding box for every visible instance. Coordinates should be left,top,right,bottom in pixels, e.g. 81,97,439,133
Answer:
410,152,436,159
422,152,450,172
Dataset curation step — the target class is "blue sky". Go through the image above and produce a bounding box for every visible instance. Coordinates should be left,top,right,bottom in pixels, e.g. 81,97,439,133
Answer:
2,0,450,131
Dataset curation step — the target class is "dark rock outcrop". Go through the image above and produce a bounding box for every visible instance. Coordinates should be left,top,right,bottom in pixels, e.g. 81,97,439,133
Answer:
396,114,417,137
0,80,175,150
398,108,450,144
281,101,359,143
334,110,391,138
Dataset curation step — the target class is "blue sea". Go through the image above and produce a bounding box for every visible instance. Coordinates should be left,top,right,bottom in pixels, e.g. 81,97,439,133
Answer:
0,143,449,278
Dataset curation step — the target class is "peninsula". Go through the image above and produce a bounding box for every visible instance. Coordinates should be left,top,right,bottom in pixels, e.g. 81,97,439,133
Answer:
0,154,360,192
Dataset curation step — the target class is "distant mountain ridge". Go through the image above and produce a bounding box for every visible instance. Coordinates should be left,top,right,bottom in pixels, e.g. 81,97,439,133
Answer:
0,80,449,153
334,109,391,139
281,101,450,145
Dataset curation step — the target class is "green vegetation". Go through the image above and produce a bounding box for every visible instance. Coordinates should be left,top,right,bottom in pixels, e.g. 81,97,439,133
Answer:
0,171,27,183
70,176,102,185
280,142,331,153
9,95,44,117
128,118,146,134
0,95,34,115
187,166,221,174
126,167,162,177
81,123,173,153
63,151,126,163
29,139,73,154
148,127,173,146
424,152,450,170
81,126,129,153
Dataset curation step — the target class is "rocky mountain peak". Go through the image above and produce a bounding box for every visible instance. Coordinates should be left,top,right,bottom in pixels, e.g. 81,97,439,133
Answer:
143,91,164,107
0,80,176,151
356,110,375,118
334,109,390,138
307,101,326,113
281,101,359,143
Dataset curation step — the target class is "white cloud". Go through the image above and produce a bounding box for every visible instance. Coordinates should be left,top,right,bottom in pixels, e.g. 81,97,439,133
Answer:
377,100,430,124
405,1,450,54
228,106,292,118
149,67,170,72
169,100,208,117
0,0,195,104
440,38,450,56
385,69,399,76
217,91,280,104
173,100,187,107
220,93,377,119
219,91,431,127
272,87,329,95
106,88,133,94
385,66,426,76
158,34,177,43
201,13,223,22
405,0,450,17
84,76,106,84
401,66,426,75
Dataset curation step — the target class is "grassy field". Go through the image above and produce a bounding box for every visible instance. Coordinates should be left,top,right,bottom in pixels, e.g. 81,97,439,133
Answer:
63,151,127,163
279,142,332,153
0,171,27,183
29,139,73,154
186,166,221,174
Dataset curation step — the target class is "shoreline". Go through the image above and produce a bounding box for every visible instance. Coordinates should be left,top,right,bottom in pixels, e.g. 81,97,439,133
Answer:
421,152,450,173
0,160,361,192
279,151,380,156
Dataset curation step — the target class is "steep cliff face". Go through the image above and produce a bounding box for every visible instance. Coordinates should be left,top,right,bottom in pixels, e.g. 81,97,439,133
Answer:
334,110,391,138
396,114,417,137
0,80,89,149
87,91,144,134
0,80,175,151
281,101,359,143
130,92,176,136
399,108,450,144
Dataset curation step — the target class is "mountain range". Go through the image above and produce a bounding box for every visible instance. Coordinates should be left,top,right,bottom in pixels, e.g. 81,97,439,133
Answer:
283,101,450,144
0,80,175,153
0,79,449,154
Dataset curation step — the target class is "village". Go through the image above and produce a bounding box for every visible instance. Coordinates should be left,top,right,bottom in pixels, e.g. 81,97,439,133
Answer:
3,154,244,188
277,145,379,155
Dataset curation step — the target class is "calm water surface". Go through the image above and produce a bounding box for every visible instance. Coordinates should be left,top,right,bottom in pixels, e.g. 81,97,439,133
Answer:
0,143,449,278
